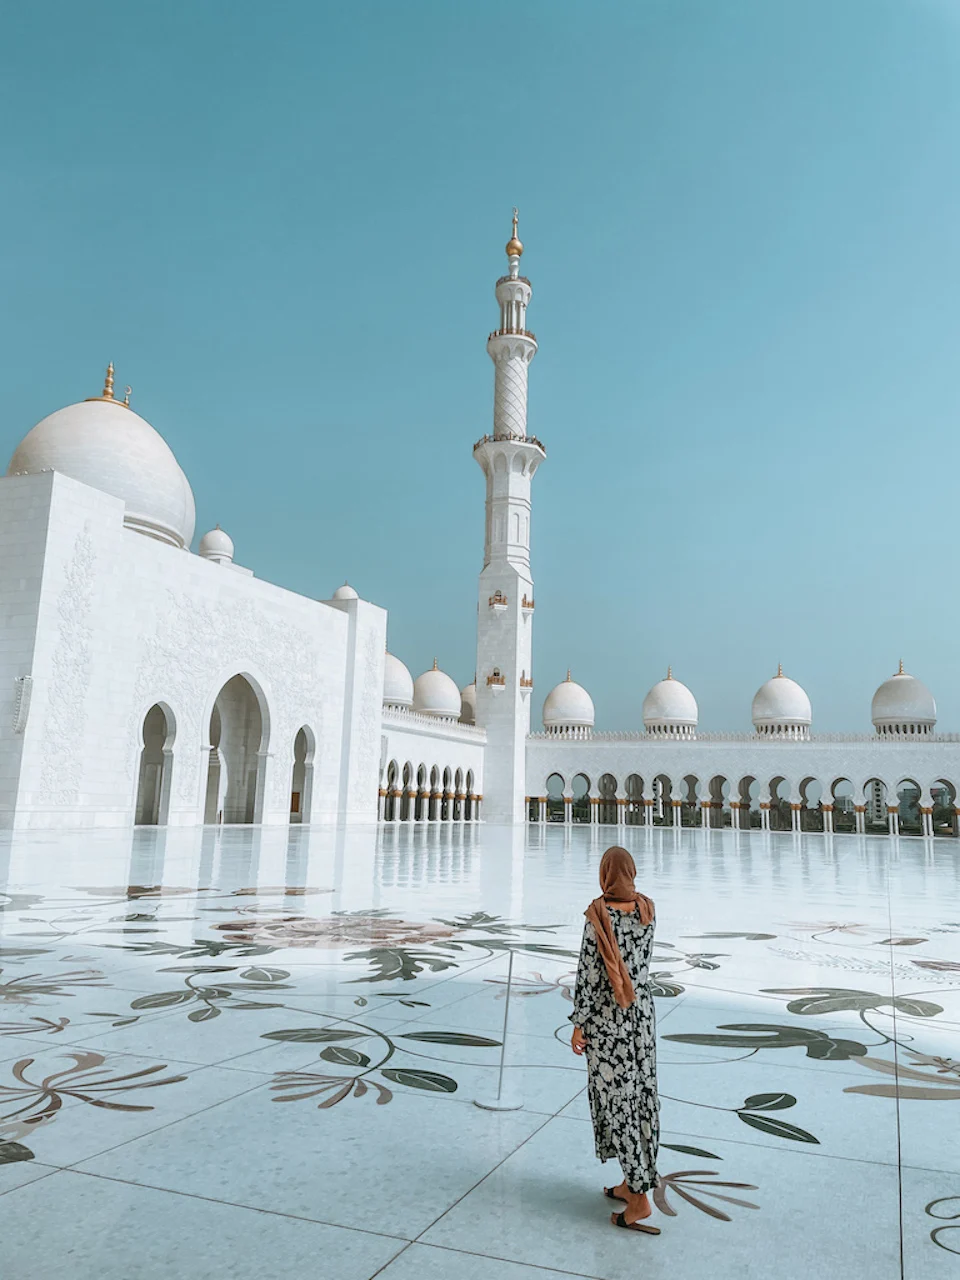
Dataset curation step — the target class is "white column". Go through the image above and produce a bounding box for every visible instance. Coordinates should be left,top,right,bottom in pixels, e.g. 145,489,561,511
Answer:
855,806,865,834
888,805,899,836
760,803,771,832
822,804,834,834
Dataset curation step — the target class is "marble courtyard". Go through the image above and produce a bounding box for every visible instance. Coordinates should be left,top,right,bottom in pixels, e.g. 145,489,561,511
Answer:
0,823,957,1279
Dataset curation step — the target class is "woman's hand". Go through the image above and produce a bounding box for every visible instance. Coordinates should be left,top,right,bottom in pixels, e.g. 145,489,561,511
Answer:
571,1025,587,1056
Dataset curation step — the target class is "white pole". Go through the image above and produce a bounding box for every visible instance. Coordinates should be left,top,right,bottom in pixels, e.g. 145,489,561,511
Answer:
474,948,523,1111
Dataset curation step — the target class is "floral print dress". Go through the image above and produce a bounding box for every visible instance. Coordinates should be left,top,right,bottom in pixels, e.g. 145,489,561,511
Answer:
570,907,660,1194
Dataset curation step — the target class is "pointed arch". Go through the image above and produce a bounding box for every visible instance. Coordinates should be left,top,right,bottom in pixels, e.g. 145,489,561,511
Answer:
135,702,176,825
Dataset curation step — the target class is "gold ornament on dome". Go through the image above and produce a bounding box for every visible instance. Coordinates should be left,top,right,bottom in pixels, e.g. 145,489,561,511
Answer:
506,207,524,258
85,362,131,409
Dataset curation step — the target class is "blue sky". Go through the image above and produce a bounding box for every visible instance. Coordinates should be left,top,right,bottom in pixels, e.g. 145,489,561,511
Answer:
3,0,960,732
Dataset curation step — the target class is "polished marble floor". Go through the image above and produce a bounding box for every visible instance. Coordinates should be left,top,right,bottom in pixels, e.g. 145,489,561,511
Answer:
1,822,959,1278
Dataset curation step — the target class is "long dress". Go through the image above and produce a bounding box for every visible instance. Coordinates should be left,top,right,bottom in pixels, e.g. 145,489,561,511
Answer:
569,906,660,1194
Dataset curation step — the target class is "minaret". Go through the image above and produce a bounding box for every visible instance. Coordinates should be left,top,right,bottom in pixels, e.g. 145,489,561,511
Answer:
473,210,545,823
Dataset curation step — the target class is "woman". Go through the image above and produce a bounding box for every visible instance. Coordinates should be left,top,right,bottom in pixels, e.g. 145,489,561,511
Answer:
570,845,660,1235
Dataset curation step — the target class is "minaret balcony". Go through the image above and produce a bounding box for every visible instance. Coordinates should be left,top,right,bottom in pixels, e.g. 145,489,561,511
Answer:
519,674,534,697
488,592,508,613
486,671,506,692
488,327,537,342
473,432,546,456
521,595,535,613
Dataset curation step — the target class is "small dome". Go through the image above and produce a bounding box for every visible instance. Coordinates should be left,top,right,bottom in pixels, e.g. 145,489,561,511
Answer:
752,665,812,737
332,582,359,600
413,660,461,719
460,681,477,725
8,373,195,549
872,662,936,736
383,652,414,709
542,671,595,732
643,668,698,737
198,525,234,563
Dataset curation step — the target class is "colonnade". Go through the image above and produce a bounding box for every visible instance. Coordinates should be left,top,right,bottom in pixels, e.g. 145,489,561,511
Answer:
527,771,960,838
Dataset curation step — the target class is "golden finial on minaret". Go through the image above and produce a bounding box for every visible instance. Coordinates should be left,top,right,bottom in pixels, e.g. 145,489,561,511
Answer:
777,662,784,678
897,658,905,675
506,207,524,258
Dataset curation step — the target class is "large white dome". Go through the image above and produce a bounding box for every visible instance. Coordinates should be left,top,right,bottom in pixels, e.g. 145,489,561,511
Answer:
542,672,595,732
383,653,414,709
752,666,812,737
643,668,698,737
872,663,936,735
460,681,477,725
413,661,461,719
8,376,195,549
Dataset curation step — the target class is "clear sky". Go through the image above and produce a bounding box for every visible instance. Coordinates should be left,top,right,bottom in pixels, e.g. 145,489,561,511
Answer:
3,0,960,732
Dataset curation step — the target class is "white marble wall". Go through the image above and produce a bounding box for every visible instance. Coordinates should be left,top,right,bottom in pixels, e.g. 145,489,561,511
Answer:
0,471,386,828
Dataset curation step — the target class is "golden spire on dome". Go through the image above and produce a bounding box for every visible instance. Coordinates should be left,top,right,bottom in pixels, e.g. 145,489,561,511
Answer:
897,658,905,675
566,668,571,682
777,662,784,678
86,362,130,407
432,657,438,671
667,665,673,680
506,207,524,258
122,385,131,408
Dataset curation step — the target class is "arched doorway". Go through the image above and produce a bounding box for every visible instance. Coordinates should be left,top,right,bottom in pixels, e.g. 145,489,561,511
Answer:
654,774,672,826
572,773,590,824
598,774,618,824
831,778,856,833
625,774,644,825
864,778,888,834
204,675,268,825
384,761,399,820
546,773,565,823
896,778,922,835
932,779,957,836
135,703,175,825
290,726,315,824
800,777,823,832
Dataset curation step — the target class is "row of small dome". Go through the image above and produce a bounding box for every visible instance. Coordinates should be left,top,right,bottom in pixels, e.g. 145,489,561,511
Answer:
384,656,938,734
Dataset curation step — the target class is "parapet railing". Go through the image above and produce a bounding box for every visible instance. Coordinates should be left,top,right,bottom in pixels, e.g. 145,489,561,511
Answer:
527,730,960,744
472,432,546,454
488,327,537,342
383,706,487,742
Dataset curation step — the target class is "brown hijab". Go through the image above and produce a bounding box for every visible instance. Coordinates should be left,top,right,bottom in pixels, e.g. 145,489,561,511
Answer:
584,846,655,1010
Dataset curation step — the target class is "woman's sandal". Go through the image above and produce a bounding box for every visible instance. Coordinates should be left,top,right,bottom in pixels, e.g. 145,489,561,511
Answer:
604,1186,626,1201
611,1210,661,1236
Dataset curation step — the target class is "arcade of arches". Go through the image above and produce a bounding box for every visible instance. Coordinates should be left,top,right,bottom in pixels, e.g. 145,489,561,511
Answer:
379,760,481,823
133,676,319,828
527,772,960,837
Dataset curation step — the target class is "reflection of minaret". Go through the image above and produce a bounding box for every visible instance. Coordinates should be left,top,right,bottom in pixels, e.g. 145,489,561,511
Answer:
474,211,545,823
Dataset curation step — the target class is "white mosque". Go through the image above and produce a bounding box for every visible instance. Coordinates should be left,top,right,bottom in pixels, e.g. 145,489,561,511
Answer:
2,215,957,838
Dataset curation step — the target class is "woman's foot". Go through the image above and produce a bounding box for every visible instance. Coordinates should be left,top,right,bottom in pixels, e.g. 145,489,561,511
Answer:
621,1190,652,1224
